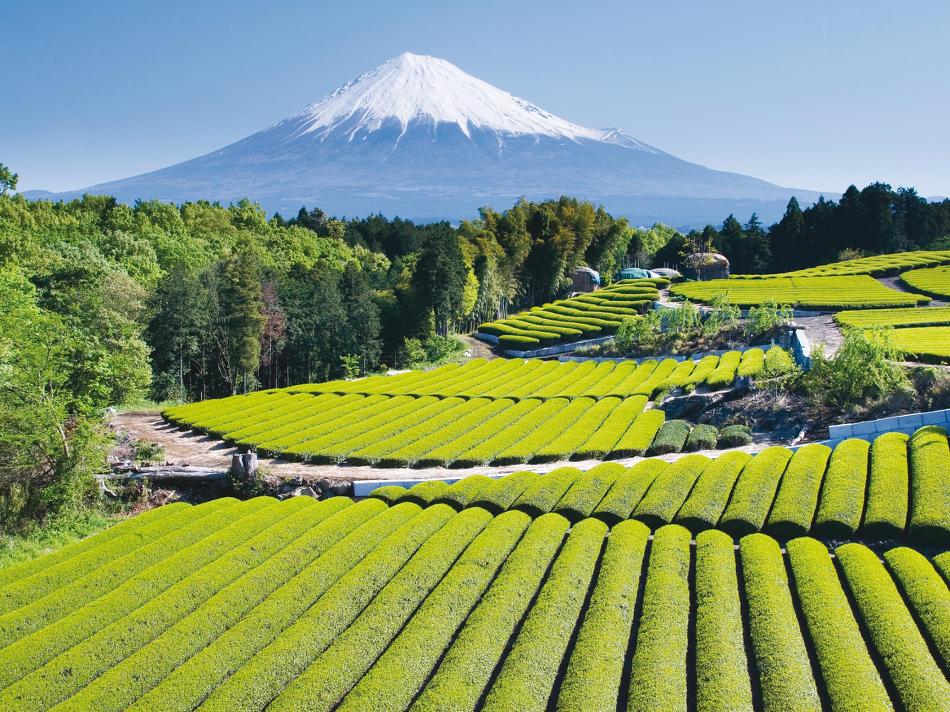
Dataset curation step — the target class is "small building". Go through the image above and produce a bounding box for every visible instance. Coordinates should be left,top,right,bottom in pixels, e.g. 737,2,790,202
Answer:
685,252,730,281
572,266,601,292
618,267,652,280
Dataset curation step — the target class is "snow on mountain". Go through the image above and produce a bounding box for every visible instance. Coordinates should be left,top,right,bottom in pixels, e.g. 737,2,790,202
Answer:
284,52,653,150
35,53,822,226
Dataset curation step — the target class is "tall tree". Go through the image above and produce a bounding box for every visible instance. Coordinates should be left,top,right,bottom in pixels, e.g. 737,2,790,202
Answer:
0,163,17,195
412,224,466,337
213,242,265,393
339,262,382,374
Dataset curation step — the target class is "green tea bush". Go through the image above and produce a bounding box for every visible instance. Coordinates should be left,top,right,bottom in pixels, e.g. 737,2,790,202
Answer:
717,424,752,448
646,419,690,455
683,424,719,452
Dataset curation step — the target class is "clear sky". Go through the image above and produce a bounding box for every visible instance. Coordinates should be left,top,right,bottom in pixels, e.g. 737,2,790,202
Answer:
3,0,948,196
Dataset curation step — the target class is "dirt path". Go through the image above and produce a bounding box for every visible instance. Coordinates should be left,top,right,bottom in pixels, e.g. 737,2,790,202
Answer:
877,275,949,305
458,334,498,360
112,411,770,484
793,315,844,356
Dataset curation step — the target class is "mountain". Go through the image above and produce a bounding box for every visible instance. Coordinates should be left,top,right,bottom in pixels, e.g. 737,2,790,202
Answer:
30,52,823,226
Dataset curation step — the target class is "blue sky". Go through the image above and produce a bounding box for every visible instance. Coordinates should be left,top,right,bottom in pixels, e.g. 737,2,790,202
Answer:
3,0,948,196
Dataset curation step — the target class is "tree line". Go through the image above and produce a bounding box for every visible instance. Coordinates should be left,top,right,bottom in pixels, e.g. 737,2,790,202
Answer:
648,183,950,274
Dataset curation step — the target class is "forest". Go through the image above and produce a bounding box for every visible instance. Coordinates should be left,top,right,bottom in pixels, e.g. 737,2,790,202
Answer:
1,164,949,526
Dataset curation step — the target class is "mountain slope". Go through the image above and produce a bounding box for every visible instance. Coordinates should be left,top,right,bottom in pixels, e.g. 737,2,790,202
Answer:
35,53,821,225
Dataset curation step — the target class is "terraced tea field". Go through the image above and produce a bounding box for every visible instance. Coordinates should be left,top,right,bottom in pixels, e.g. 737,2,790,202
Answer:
477,278,665,348
670,274,929,309
901,264,950,300
164,352,772,466
1,480,946,711
835,305,950,329
371,425,950,543
731,249,950,279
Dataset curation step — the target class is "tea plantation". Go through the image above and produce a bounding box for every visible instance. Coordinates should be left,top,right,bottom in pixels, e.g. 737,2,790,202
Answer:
164,352,774,466
670,274,929,309
0,429,947,710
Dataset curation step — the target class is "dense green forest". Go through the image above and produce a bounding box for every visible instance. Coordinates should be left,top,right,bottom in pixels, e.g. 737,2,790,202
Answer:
1,163,949,527
664,184,950,273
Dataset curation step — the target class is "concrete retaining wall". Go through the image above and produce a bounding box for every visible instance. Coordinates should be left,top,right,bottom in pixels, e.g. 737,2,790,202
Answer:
825,408,949,444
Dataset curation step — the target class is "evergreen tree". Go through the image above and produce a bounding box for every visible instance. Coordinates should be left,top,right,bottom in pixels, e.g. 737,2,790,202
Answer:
412,224,466,337
769,197,805,270
339,262,382,374
214,243,265,393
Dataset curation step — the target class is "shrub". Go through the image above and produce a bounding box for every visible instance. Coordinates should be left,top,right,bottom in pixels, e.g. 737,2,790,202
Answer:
499,333,541,348
276,509,516,712
705,351,741,389
412,514,569,711
573,395,648,459
482,518,607,712
786,537,891,710
627,524,691,711
195,504,466,711
683,424,719,452
552,463,625,522
646,419,690,455
803,328,907,411
534,397,618,463
813,438,870,538
591,460,668,525
468,471,538,514
907,425,950,544
736,348,765,378
883,546,950,669
556,520,649,711
59,500,387,712
0,498,245,642
765,443,831,540
717,424,752,448
368,485,407,505
0,498,348,708
118,502,427,711
837,542,950,709
694,530,753,712
739,533,822,710
719,447,793,537
396,480,451,506
512,467,582,517
863,432,909,538
675,451,751,532
633,454,708,528
0,501,194,610
434,475,494,509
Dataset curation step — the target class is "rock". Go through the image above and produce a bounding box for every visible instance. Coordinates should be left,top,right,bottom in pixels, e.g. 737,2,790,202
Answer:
316,478,353,498
291,486,319,498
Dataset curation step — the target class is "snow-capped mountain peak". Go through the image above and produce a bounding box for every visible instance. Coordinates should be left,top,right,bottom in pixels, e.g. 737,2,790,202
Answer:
290,52,644,147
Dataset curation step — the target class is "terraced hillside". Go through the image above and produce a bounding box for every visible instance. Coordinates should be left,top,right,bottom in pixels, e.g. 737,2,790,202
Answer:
731,249,950,279
477,278,666,349
0,492,946,711
670,275,929,309
901,264,950,300
371,425,950,543
163,352,773,467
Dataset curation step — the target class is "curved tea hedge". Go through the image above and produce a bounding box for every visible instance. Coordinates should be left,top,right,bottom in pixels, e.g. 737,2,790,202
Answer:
1,497,945,711
835,305,950,329
901,264,950,300
477,278,662,348
732,249,950,279
163,353,777,467
374,425,950,544
671,275,929,309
